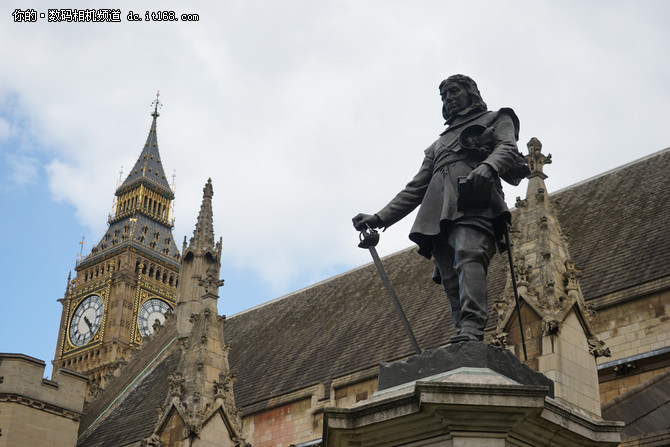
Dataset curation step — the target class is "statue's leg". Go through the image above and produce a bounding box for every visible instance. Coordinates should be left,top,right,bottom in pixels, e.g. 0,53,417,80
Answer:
448,225,495,341
431,235,462,334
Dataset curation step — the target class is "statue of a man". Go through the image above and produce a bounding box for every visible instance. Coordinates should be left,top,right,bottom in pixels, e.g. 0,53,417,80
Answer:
353,74,525,343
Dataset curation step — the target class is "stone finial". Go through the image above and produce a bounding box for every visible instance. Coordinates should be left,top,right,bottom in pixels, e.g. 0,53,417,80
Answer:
564,260,581,299
198,264,224,297
214,372,237,399
513,254,531,284
140,434,161,447
168,371,185,398
65,271,72,294
526,137,552,179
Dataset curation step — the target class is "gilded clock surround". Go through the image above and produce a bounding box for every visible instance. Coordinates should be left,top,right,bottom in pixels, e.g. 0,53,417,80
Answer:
131,266,176,344
60,276,111,356
68,294,105,347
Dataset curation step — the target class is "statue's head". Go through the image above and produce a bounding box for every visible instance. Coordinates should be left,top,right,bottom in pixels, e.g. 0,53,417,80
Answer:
439,74,487,122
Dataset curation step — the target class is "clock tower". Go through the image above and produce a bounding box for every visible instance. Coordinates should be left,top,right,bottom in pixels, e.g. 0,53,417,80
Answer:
53,95,181,395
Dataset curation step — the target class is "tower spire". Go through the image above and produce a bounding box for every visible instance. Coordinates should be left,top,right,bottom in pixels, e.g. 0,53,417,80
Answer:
79,94,180,270
115,92,172,199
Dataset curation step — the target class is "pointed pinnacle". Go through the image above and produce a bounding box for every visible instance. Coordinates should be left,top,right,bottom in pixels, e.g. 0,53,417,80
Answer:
189,179,215,251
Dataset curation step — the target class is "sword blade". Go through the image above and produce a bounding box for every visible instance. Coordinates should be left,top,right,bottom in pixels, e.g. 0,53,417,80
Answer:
367,245,422,355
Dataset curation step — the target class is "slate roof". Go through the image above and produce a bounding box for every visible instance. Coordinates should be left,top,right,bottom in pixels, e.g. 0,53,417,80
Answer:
551,147,670,304
77,213,181,270
77,349,181,447
602,371,670,439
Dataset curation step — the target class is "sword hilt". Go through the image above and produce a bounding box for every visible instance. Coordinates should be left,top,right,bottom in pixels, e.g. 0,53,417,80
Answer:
358,225,380,249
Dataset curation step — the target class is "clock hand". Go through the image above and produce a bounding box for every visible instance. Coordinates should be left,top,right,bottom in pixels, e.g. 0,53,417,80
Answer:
84,316,94,332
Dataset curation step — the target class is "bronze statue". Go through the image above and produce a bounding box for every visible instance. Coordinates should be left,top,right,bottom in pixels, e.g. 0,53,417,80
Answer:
353,74,526,343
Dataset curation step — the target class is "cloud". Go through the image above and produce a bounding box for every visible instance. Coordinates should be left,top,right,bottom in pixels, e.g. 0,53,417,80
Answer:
2,0,670,299
2,153,39,189
0,116,10,139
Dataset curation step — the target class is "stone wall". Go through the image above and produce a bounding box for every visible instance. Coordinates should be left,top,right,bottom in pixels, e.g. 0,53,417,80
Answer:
537,310,602,416
595,289,670,403
0,353,87,447
241,371,378,447
595,291,669,363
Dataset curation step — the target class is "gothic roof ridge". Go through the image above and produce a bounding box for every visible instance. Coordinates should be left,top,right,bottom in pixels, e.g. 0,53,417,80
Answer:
117,92,173,198
550,146,670,197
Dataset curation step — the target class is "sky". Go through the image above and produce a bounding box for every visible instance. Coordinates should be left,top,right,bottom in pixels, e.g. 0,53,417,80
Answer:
1,0,669,378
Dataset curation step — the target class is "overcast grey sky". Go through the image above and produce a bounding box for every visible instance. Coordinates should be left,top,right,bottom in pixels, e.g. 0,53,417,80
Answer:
1,0,669,375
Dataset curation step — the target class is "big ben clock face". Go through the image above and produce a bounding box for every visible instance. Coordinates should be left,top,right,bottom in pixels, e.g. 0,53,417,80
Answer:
138,299,171,338
69,294,104,347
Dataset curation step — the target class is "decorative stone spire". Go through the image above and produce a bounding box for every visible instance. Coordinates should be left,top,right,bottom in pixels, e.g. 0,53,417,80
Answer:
188,178,216,254
492,138,610,417
176,179,224,335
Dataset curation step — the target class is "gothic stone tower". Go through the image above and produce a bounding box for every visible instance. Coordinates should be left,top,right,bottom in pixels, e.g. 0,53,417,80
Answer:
53,97,181,394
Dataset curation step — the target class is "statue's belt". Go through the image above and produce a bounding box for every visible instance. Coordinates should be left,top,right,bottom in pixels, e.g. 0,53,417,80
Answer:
432,150,478,175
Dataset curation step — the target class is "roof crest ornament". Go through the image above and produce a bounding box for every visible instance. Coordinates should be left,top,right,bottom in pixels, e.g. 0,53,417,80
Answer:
151,90,162,118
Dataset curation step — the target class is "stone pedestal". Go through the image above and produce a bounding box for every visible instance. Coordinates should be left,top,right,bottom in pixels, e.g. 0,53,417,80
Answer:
377,342,554,396
323,344,623,447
